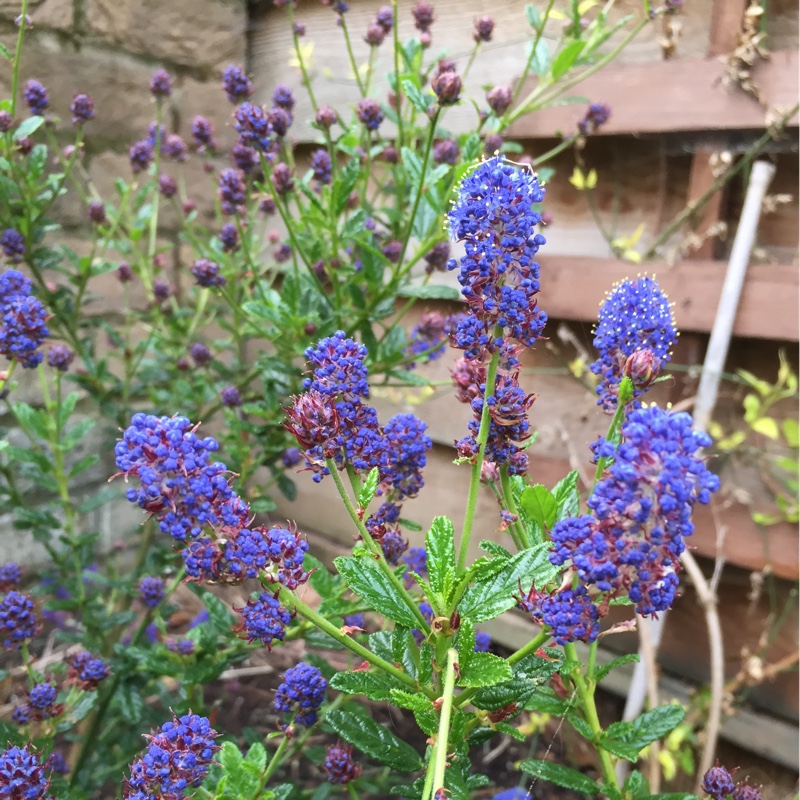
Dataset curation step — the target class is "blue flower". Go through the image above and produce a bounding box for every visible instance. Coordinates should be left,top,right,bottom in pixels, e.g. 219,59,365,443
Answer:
702,764,736,800
0,745,50,800
222,65,253,103
234,102,275,155
0,562,21,590
474,631,491,652
68,650,109,690
534,586,600,646
274,662,327,726
138,576,165,608
0,270,49,369
325,744,361,784
0,591,38,650
217,168,246,215
1,230,25,261
236,592,293,649
590,277,677,411
23,80,48,114
381,413,431,499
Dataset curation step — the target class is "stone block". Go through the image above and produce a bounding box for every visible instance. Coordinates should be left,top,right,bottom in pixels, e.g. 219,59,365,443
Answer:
13,31,166,148
85,0,246,71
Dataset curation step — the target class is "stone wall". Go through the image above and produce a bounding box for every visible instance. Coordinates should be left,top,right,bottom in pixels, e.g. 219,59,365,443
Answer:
0,0,248,564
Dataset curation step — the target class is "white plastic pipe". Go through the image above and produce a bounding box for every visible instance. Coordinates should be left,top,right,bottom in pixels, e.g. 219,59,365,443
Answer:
617,160,776,786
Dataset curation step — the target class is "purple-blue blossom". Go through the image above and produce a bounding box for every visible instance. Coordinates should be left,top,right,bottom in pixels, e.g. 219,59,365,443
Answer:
0,270,49,369
0,591,38,649
68,650,109,690
274,662,327,726
235,592,293,649
222,65,253,104
590,276,677,411
138,576,165,608
23,80,48,114
0,745,51,800
325,745,361,784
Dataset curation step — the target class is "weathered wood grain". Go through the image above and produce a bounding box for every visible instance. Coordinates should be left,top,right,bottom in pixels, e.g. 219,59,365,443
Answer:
509,49,799,138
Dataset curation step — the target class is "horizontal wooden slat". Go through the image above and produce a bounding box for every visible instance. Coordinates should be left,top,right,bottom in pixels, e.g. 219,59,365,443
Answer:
538,256,799,341
509,49,799,138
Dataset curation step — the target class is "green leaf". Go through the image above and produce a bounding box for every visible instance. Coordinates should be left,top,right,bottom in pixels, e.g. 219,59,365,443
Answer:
519,484,557,530
426,515,456,601
397,284,462,301
14,115,44,141
115,682,144,723
552,470,580,520
782,417,799,448
330,671,404,702
389,689,437,735
76,487,120,514
335,556,419,628
245,742,267,772
479,541,513,560
525,3,541,28
599,704,686,762
623,770,650,799
358,467,380,509
551,40,586,79
595,653,640,682
326,709,423,772
218,741,244,772
472,677,539,711
189,585,234,633
530,39,550,76
401,79,431,113
520,760,599,794
458,651,512,688
494,721,525,741
459,544,556,622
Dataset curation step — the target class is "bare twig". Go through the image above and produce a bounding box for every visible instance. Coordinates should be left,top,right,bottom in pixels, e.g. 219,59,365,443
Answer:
679,549,724,790
637,617,662,791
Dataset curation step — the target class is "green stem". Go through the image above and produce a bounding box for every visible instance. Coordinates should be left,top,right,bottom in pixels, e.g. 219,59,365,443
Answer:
261,735,289,787
428,648,458,800
564,642,619,793
325,459,431,632
457,343,501,573
391,0,404,148
396,107,441,274
0,360,16,394
288,5,319,113
340,15,366,96
534,133,580,166
592,379,630,485
500,467,531,549
509,0,556,108
9,0,29,117
279,586,434,697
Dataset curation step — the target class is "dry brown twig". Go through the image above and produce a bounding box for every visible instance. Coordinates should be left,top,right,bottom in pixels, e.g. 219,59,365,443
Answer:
721,2,770,103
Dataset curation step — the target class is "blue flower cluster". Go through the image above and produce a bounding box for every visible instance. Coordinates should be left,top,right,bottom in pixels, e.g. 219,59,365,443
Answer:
0,562,21,591
191,258,226,288
447,156,547,359
590,276,677,411
701,764,762,800
454,364,534,475
235,592,293,649
381,414,431,499
234,102,275,155
310,149,332,185
217,168,246,215
474,631,491,652
533,586,600,646
0,270,49,368
68,650,109,690
15,681,62,723
551,405,719,617
23,80,48,114
0,745,51,800
324,744,361,784
402,546,427,589
0,591,38,650
138,576,165,608
124,713,218,800
274,662,327,727
1,230,25,261
222,65,253,104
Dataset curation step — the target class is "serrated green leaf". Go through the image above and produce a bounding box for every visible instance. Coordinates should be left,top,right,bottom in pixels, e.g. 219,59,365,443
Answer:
326,709,422,772
219,741,244,772
358,467,380,509
570,715,595,741
623,770,650,799
189,585,234,634
115,682,144,723
552,470,580,520
459,544,556,622
520,759,599,794
245,741,267,771
426,515,456,601
519,485,557,530
390,689,437,735
599,704,686,762
330,671,406,702
530,39,550,76
472,677,539,711
479,541,513,559
402,79,431,113
335,556,418,627
458,651,512,688
495,721,525,741
595,653,640,682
